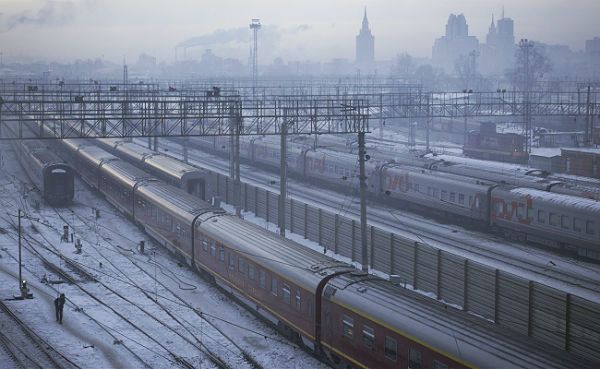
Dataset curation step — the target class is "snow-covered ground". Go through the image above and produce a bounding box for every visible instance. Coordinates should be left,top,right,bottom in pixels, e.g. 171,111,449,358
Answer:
0,141,327,369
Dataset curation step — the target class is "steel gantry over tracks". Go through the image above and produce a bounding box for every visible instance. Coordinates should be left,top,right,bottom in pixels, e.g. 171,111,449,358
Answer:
0,90,369,140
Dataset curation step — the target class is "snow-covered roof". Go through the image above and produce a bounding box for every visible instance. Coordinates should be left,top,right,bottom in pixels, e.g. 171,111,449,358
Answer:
561,147,600,155
509,187,600,213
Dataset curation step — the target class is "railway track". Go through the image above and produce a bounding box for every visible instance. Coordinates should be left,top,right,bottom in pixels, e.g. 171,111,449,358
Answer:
0,294,80,369
50,205,265,369
1,139,320,369
2,169,264,368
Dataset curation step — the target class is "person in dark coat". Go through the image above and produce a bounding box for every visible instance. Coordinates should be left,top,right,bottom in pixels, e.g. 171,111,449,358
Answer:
54,293,66,324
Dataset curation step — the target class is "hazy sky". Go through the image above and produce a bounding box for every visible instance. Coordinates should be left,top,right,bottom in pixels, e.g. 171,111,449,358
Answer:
1,0,599,64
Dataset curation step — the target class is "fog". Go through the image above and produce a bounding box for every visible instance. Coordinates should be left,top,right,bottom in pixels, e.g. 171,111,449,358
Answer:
0,0,599,63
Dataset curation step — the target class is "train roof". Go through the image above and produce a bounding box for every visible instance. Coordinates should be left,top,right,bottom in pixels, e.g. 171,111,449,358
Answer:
198,214,352,291
68,140,118,166
384,164,496,188
329,275,596,369
100,159,154,188
502,187,600,213
136,181,215,222
99,139,207,183
144,154,207,182
19,140,66,167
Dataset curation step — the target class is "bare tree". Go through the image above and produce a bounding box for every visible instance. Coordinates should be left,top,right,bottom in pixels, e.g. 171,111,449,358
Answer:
506,40,552,90
454,50,480,90
392,52,415,78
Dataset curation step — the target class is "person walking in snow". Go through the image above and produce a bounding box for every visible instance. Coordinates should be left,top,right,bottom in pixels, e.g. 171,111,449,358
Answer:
54,293,66,324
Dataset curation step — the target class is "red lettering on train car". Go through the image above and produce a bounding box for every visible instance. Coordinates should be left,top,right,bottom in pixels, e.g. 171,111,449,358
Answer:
491,197,505,220
384,170,409,193
306,155,325,174
492,196,532,224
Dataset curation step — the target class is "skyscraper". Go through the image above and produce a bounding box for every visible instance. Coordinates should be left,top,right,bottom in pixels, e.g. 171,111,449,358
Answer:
355,8,374,65
481,9,516,74
432,14,479,72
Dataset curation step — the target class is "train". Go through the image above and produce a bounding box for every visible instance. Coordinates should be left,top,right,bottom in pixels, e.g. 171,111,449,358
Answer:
40,137,591,369
182,135,600,260
463,127,528,163
5,124,74,206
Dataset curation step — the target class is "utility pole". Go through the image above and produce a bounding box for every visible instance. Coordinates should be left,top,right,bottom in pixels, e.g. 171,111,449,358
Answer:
229,104,242,217
585,85,591,146
358,132,369,273
379,93,384,139
279,113,288,237
426,93,431,153
18,209,22,290
520,39,534,153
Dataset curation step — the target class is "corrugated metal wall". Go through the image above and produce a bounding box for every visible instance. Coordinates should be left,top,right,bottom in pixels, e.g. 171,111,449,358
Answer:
211,172,600,364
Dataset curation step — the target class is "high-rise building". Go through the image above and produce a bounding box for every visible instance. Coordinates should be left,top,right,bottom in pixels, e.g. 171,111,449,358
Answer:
587,37,600,76
586,37,600,59
355,8,374,66
480,10,516,74
497,16,515,49
432,13,479,72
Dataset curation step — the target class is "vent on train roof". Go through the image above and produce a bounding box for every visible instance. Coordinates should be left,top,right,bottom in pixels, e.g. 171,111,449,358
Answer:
324,285,337,298
356,286,367,293
350,271,368,277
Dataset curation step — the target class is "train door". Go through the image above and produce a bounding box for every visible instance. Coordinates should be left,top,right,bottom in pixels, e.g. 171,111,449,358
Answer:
187,179,206,200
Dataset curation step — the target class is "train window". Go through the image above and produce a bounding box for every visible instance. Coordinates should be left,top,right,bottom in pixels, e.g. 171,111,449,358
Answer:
414,183,419,193
238,257,246,275
538,210,546,224
441,190,447,201
384,336,397,361
259,269,266,289
202,238,209,251
408,348,422,369
210,241,216,257
219,247,225,262
271,277,278,296
248,264,256,280
342,315,354,339
561,216,570,229
427,187,432,196
228,253,236,270
295,290,301,309
362,325,375,349
449,192,456,202
573,218,583,232
549,213,559,226
283,285,291,304
586,221,595,235
433,360,449,369
458,193,465,205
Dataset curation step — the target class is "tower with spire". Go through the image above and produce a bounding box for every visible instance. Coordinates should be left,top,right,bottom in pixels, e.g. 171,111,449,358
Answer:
355,7,375,65
480,8,516,74
486,14,497,45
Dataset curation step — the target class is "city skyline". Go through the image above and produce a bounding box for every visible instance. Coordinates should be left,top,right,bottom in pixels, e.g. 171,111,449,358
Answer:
0,0,599,63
